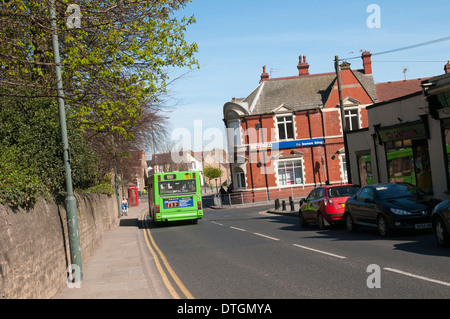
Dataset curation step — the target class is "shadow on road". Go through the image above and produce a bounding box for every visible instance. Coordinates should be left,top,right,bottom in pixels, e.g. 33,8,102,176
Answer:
259,212,450,258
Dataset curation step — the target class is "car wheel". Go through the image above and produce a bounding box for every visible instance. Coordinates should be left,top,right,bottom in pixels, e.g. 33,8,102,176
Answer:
299,212,309,228
377,215,390,237
345,213,357,233
434,217,450,247
318,212,326,230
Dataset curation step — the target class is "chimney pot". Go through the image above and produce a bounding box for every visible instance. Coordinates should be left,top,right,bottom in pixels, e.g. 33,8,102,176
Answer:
445,61,450,74
260,65,269,82
297,55,310,77
340,61,351,70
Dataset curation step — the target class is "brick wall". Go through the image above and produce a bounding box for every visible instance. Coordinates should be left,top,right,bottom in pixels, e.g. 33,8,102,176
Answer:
0,193,118,299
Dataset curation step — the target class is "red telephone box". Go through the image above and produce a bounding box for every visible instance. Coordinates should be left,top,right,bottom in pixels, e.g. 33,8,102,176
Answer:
128,185,139,207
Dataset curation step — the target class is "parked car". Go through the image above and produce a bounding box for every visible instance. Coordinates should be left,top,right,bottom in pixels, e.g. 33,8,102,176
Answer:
344,183,438,237
431,199,450,247
299,184,360,229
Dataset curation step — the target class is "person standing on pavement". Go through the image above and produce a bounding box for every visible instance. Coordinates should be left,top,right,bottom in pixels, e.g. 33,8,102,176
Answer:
121,197,128,216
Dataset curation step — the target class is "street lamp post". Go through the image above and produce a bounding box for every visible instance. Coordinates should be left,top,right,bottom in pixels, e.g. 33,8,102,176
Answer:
49,1,82,278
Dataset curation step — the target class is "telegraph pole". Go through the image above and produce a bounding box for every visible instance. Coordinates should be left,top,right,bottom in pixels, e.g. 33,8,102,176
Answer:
49,1,82,278
334,56,352,184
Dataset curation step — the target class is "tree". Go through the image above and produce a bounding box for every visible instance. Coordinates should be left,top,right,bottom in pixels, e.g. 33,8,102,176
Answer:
0,1,199,202
204,166,223,191
0,92,100,206
0,0,199,142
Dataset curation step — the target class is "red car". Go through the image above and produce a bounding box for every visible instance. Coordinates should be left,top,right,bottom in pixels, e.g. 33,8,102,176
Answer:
299,184,360,229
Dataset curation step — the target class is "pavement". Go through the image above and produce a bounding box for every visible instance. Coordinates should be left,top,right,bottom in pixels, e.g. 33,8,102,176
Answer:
56,197,299,299
210,198,301,217
265,205,300,217
57,199,171,299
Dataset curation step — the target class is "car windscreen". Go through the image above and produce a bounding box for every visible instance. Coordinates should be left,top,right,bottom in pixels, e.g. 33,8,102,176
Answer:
376,184,424,200
158,180,196,195
327,186,360,198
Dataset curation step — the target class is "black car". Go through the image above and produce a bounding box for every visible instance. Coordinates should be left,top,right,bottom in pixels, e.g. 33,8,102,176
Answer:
344,183,437,237
431,199,450,247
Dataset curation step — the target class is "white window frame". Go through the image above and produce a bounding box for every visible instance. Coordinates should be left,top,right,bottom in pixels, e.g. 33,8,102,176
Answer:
344,108,360,131
276,115,295,141
227,120,242,147
235,171,246,190
277,159,304,186
339,154,348,182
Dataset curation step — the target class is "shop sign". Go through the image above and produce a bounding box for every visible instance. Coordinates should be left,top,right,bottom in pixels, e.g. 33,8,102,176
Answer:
250,138,324,152
378,123,426,142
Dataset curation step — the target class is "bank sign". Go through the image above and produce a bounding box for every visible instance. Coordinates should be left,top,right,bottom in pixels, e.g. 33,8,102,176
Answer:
250,138,324,152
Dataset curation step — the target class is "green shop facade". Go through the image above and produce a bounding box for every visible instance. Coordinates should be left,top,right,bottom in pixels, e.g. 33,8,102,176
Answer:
347,74,450,200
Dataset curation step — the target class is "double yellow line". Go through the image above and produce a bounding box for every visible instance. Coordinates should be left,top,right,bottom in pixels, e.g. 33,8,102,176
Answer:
141,211,194,299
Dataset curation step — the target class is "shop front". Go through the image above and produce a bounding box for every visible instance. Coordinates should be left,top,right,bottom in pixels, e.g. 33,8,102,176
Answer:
347,72,450,200
377,121,433,193
423,73,450,195
347,92,438,195
442,118,450,190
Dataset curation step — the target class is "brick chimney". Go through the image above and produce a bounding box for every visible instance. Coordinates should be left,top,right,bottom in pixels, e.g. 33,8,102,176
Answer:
297,55,310,76
340,61,351,70
445,61,450,74
361,51,372,75
260,65,269,82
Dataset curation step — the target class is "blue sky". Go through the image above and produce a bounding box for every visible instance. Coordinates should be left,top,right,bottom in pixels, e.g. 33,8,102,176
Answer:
157,0,450,154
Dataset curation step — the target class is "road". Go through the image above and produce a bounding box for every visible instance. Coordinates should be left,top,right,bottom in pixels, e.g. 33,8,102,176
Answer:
143,204,450,299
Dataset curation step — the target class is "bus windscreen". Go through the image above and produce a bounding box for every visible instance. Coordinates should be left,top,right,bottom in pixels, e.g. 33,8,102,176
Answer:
158,180,196,195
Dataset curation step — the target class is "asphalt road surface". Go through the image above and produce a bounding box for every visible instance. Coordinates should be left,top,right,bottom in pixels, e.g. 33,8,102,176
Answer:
144,204,450,299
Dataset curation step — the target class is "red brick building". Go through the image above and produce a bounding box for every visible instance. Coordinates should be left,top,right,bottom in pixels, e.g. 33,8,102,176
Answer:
223,52,378,197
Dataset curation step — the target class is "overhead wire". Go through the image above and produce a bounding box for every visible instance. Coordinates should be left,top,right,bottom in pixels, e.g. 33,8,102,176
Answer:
372,61,448,63
341,35,450,61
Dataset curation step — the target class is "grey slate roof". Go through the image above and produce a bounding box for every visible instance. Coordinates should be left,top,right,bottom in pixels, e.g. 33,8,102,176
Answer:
241,71,377,115
353,70,378,103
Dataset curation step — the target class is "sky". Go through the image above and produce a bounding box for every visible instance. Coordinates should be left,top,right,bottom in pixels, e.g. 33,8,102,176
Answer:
152,0,450,156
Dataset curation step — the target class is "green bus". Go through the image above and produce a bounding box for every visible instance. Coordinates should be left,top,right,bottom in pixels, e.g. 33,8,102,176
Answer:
148,171,203,225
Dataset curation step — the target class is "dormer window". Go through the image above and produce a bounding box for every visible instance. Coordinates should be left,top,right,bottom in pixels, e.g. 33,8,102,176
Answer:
277,116,294,140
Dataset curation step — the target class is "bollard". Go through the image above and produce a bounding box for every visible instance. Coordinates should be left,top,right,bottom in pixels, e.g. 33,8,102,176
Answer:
275,198,280,210
289,197,294,211
282,200,286,211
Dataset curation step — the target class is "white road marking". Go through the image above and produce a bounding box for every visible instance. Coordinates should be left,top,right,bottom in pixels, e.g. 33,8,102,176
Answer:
384,268,450,287
254,233,280,241
293,244,347,259
212,216,450,289
210,221,224,226
230,226,247,232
